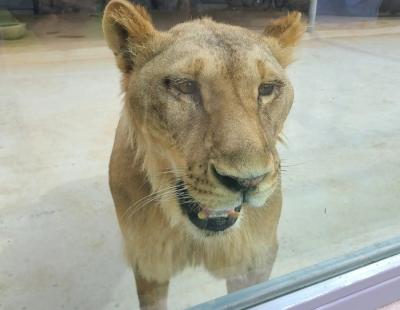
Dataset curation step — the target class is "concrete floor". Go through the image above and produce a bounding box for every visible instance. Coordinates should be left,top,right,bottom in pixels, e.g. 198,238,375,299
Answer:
1,11,400,310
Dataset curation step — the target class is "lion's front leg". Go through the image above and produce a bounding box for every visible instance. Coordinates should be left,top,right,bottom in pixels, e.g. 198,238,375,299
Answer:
226,241,278,293
133,266,170,310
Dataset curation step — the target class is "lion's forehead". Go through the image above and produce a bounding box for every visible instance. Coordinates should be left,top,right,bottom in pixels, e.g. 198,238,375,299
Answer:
151,35,282,85
165,20,280,71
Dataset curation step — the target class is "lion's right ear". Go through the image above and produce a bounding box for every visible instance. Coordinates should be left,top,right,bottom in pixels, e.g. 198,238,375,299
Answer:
263,12,305,67
102,0,156,73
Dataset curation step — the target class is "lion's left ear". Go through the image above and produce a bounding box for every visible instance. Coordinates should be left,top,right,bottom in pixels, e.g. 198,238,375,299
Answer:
263,12,305,67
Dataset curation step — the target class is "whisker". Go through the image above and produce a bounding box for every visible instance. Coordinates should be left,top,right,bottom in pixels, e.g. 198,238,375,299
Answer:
126,190,177,219
280,162,306,168
125,180,195,219
122,172,201,220
122,186,177,219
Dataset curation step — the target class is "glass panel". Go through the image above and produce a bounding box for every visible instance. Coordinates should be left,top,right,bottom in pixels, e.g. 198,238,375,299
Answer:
1,1,399,309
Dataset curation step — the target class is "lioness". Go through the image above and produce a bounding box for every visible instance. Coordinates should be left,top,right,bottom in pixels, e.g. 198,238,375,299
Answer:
103,1,304,308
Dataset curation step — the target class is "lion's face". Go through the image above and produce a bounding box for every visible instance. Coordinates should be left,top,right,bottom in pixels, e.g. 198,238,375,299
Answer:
103,1,304,234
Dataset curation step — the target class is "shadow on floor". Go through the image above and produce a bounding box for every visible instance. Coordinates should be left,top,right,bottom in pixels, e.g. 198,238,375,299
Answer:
0,176,139,310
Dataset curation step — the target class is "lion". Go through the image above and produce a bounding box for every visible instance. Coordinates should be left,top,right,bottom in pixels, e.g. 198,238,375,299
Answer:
102,1,305,308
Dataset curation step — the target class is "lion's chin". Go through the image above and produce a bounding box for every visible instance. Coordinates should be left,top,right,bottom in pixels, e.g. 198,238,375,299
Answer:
176,180,242,233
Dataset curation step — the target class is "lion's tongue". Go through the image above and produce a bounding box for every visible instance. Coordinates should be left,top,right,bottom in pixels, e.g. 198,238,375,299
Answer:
197,206,241,219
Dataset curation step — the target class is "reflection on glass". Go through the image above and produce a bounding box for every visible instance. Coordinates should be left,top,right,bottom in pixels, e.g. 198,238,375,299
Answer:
1,0,399,309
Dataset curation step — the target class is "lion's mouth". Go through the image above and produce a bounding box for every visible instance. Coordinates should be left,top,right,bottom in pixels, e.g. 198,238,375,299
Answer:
176,180,241,232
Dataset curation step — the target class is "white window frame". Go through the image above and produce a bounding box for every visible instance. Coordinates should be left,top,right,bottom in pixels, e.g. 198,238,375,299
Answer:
191,237,400,309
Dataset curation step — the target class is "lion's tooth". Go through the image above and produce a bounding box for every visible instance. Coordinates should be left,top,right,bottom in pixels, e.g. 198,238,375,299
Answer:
198,210,208,219
228,210,240,218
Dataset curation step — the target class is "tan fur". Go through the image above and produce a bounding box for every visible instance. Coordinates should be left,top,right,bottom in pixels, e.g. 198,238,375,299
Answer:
103,1,305,308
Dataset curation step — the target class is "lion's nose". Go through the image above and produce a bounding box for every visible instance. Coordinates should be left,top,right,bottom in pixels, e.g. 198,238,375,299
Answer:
211,165,267,192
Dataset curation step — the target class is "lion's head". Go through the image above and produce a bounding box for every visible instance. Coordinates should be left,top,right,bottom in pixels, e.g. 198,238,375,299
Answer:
103,0,305,235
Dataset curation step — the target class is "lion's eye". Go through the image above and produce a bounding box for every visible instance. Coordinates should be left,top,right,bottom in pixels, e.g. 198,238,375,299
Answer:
258,83,275,97
175,80,198,95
